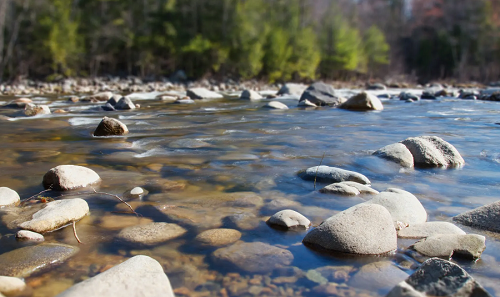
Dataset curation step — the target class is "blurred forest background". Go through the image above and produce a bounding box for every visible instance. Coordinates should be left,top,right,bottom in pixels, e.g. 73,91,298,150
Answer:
0,0,499,83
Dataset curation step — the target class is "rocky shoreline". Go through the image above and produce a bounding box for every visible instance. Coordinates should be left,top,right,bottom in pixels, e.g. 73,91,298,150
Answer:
0,81,500,296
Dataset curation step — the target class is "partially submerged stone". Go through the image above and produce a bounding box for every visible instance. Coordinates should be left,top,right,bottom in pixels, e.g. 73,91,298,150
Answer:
453,201,500,233
319,181,379,196
340,92,384,111
267,209,311,229
0,243,79,278
299,82,343,106
195,228,241,247
42,165,101,190
0,276,26,296
373,143,414,168
411,234,486,259
263,101,289,110
3,98,32,108
303,204,397,255
0,187,20,207
348,261,409,292
93,117,129,137
398,222,465,239
387,258,491,297
116,222,187,246
240,89,262,100
19,198,90,233
187,88,223,99
401,136,464,168
115,97,136,110
24,103,51,116
300,165,370,185
16,230,45,242
56,255,174,297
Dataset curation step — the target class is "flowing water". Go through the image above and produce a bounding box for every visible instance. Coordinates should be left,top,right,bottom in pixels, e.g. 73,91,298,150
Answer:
1,90,500,296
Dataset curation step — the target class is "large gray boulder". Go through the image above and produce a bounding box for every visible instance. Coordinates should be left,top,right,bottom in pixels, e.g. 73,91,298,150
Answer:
19,198,90,233
93,117,129,137
267,209,311,229
116,222,187,246
187,88,223,99
365,188,427,228
373,143,414,168
240,89,262,100
299,82,343,106
114,97,136,110
340,92,384,111
400,136,464,168
0,187,20,207
300,165,370,185
411,234,486,259
453,201,500,233
303,204,397,255
386,258,491,297
212,241,293,273
56,255,174,297
398,222,465,239
0,243,79,277
42,165,101,190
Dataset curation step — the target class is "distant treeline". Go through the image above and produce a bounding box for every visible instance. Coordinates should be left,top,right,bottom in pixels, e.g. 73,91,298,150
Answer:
0,0,499,83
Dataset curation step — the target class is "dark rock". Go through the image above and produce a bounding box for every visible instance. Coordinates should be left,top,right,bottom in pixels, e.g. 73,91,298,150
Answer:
299,82,342,106
453,201,500,233
101,103,116,111
93,117,129,136
115,97,136,110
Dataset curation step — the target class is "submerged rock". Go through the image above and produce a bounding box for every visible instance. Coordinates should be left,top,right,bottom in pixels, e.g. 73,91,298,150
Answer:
116,222,187,246
399,92,420,101
299,82,343,106
267,209,311,229
400,136,464,168
187,88,223,99
398,222,465,239
240,89,262,100
453,201,500,233
300,165,371,185
387,258,491,297
212,242,293,273
93,117,129,136
195,228,242,247
19,198,90,233
0,243,79,278
348,261,409,292
303,204,397,255
42,165,101,190
412,234,486,259
57,255,175,297
340,92,384,111
373,143,414,168
0,187,20,207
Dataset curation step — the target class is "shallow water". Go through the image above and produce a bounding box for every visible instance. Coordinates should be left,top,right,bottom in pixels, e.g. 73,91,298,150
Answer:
1,91,500,296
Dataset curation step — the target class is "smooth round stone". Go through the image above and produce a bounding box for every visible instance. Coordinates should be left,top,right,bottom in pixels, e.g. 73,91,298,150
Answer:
0,276,26,296
0,243,79,277
130,187,144,195
93,116,129,137
303,204,397,255
263,101,289,110
42,165,101,191
373,143,414,168
0,187,20,207
16,230,45,242
398,222,465,239
267,209,311,229
340,92,384,111
240,89,262,100
123,187,148,200
212,242,293,273
300,165,371,184
195,229,242,247
401,136,464,168
319,183,360,196
116,222,187,246
411,234,486,259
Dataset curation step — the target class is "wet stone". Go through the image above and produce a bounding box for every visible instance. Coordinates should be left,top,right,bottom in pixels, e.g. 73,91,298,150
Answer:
314,266,355,283
348,261,409,292
263,101,289,110
97,214,153,230
267,209,311,229
0,187,20,207
195,229,242,247
222,212,260,230
42,165,101,191
168,138,211,149
453,200,500,233
401,136,464,168
300,165,371,184
116,222,187,246
0,243,79,278
16,230,45,242
123,187,148,200
0,276,26,296
93,117,128,137
373,143,414,168
398,222,465,239
340,92,384,111
411,234,486,260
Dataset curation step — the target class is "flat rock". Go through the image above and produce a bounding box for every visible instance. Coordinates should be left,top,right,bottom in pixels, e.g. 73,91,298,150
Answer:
411,234,486,259
374,143,414,168
93,117,128,136
0,276,26,296
348,261,409,292
115,97,136,110
19,198,90,233
187,88,223,99
300,165,370,184
116,222,187,246
267,209,311,229
16,230,45,241
453,201,500,233
263,101,288,110
212,241,293,273
43,165,101,190
398,222,465,239
303,204,397,255
0,243,79,277
195,228,242,247
240,90,262,100
401,136,464,168
319,181,378,196
340,92,384,111
299,82,343,106
387,258,491,297
365,188,427,228
56,255,174,297
0,187,20,207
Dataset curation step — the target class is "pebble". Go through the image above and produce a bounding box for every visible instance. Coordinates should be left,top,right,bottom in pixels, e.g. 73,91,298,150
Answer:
0,187,20,207
16,230,45,242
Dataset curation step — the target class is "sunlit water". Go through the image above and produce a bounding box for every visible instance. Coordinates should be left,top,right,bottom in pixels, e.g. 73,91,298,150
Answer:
1,90,500,296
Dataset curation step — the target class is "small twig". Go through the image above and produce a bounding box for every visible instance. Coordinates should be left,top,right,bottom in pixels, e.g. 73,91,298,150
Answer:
21,188,52,204
73,221,82,244
91,188,139,216
314,152,326,190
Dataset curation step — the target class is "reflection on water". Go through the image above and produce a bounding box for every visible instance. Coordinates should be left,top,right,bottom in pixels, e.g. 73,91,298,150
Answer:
1,93,500,296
